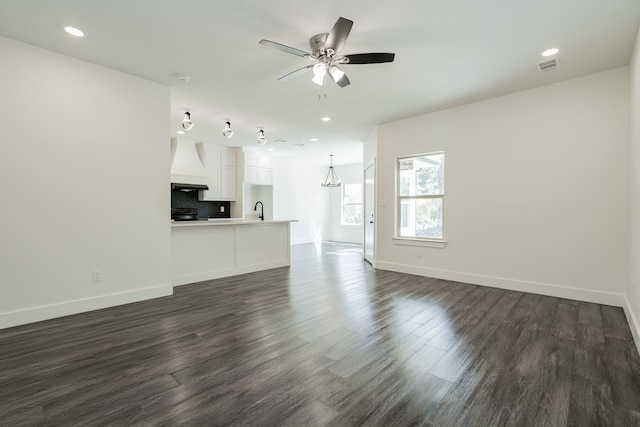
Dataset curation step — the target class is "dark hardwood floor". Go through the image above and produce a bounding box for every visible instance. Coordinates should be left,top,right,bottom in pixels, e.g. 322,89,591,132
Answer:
1,242,640,426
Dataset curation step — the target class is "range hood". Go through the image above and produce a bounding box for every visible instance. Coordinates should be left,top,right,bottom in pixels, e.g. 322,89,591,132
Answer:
171,183,208,191
170,138,208,186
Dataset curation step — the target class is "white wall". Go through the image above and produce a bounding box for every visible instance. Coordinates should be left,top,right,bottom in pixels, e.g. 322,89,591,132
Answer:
376,67,630,306
243,185,273,220
273,158,329,244
0,37,171,328
363,127,377,170
629,27,640,350
327,163,364,244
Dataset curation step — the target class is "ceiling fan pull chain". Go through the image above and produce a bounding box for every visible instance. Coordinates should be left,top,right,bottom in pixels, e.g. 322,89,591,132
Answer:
318,79,327,100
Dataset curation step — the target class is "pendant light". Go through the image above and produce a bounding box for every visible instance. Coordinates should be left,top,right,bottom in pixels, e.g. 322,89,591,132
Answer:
181,112,193,131
222,121,233,138
257,129,266,145
321,154,341,187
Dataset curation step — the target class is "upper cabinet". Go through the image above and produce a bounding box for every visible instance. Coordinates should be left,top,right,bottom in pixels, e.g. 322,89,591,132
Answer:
199,145,238,201
244,151,273,186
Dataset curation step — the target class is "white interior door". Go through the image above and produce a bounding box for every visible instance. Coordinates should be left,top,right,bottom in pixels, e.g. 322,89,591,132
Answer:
364,163,375,265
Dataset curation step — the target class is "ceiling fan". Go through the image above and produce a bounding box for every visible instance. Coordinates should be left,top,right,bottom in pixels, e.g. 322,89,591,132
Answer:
259,17,395,88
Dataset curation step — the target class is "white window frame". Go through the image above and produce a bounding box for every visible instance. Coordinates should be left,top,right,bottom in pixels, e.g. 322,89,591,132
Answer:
394,152,446,248
341,182,363,226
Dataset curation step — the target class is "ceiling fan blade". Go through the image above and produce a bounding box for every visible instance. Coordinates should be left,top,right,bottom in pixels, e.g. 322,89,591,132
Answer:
325,17,353,52
259,39,311,58
344,53,395,64
278,65,313,82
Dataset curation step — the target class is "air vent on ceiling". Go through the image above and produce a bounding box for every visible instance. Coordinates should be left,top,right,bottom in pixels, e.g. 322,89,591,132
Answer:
538,58,559,72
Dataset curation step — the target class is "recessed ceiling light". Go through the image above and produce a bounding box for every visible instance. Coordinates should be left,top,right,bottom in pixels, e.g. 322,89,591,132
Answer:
268,148,275,152
310,137,318,142
294,143,305,147
177,130,185,134
63,26,85,37
321,117,331,122
542,48,559,57
274,139,288,143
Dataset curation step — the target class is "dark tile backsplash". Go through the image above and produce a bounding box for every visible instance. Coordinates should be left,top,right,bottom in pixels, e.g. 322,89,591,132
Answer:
171,189,231,219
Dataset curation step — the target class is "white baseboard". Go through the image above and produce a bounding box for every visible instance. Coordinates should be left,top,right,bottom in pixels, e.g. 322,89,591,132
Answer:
0,284,173,330
172,268,237,286
623,296,640,356
172,259,290,287
291,238,316,245
235,260,291,275
375,261,626,307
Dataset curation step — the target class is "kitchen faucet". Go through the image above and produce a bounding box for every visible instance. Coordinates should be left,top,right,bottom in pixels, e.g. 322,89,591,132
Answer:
254,201,264,221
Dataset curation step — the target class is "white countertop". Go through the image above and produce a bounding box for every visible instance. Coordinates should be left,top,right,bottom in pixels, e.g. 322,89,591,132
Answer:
171,218,297,227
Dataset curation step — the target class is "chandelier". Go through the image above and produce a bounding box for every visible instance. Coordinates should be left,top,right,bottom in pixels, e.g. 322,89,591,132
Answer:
321,154,341,187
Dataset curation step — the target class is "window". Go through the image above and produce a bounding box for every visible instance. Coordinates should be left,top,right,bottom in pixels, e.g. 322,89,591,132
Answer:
342,183,363,225
397,152,444,239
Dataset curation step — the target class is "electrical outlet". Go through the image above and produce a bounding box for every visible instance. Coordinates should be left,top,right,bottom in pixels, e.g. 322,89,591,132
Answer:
220,206,225,212
91,269,103,283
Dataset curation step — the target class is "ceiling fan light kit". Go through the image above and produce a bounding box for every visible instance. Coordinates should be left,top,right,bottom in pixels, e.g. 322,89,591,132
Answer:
312,63,327,85
328,65,346,83
259,17,395,89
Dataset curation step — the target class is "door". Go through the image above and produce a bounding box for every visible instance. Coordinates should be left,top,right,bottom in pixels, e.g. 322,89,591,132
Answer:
364,162,375,265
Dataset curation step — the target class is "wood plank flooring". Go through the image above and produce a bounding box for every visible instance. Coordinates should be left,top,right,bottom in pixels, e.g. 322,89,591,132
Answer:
1,242,639,426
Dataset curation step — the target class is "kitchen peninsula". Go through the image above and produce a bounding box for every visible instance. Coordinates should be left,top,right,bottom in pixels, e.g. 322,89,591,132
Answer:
171,219,296,286
170,138,295,286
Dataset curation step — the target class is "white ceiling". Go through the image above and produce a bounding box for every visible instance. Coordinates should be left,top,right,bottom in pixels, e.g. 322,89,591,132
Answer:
0,1,638,165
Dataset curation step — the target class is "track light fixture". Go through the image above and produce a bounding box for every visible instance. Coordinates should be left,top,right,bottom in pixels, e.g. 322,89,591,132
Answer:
181,112,193,131
257,129,266,145
222,121,233,138
321,154,341,187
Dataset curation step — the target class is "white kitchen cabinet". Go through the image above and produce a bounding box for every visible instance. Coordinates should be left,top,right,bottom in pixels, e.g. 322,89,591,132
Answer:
221,151,236,166
243,165,259,184
258,154,273,169
204,163,221,197
243,151,273,186
258,167,273,185
220,164,236,199
244,151,259,167
199,145,237,201
171,220,294,285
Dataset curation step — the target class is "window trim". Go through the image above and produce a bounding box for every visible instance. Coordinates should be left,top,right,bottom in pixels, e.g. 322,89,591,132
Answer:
392,237,447,248
395,151,445,243
341,182,363,226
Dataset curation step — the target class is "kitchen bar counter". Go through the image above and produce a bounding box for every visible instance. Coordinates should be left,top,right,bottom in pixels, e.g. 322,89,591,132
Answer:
171,219,296,286
171,218,296,227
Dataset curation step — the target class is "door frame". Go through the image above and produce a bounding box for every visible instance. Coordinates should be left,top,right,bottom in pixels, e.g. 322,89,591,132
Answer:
363,160,375,266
